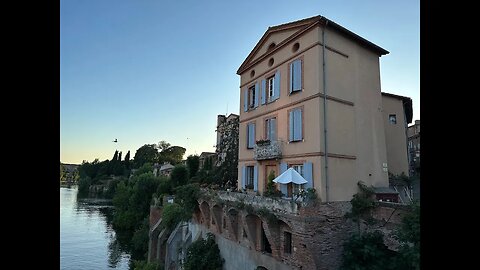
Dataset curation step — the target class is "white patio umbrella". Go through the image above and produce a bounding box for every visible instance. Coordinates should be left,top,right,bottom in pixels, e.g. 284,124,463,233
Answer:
272,168,307,185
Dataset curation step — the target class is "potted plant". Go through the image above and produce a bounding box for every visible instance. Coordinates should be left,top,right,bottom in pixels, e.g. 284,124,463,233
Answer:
256,139,271,146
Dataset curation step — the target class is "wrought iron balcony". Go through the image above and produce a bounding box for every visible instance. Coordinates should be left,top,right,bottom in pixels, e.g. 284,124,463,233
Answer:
253,140,282,160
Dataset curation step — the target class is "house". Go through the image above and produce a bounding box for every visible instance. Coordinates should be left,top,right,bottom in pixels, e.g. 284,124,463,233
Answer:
237,15,400,202
407,119,420,175
198,152,216,170
381,92,413,177
159,162,175,177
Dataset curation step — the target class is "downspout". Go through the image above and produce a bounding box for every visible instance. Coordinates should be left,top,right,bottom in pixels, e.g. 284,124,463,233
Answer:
322,20,330,202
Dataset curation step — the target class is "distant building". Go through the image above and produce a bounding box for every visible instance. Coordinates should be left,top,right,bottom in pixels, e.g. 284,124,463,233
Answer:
159,162,175,177
407,120,420,174
198,152,216,169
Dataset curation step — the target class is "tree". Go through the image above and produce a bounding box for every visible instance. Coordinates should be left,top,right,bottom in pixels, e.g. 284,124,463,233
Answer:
118,151,122,161
133,144,158,168
183,233,224,270
169,165,189,188
345,181,376,233
157,140,171,152
124,150,131,169
214,117,239,188
186,155,200,178
160,146,186,165
112,150,119,162
340,231,396,270
174,183,200,217
394,202,420,270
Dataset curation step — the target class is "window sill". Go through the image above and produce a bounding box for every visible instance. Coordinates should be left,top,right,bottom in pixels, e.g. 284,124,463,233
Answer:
288,139,304,143
289,89,303,95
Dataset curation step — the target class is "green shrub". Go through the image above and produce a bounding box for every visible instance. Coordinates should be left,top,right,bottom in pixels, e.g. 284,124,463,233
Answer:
183,233,224,270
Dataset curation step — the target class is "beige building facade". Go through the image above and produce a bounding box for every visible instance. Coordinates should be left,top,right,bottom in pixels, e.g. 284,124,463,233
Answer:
237,16,396,202
381,92,413,177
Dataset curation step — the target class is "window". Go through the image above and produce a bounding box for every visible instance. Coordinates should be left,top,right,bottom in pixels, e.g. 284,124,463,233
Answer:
248,85,256,108
247,122,255,149
289,108,303,142
265,117,276,141
290,164,304,194
267,76,275,100
389,114,397,124
290,59,302,93
246,166,254,189
291,164,303,176
284,231,292,254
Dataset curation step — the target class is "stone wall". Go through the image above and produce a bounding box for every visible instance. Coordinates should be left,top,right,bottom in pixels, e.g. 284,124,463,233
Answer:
149,190,411,270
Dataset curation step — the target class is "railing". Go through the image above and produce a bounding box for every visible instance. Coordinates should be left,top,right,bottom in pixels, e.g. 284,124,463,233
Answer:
253,140,282,160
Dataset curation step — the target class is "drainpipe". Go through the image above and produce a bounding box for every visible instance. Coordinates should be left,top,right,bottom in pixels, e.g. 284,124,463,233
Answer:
322,20,330,202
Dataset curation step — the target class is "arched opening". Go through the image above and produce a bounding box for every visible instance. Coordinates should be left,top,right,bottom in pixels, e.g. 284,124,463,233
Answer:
212,204,223,233
227,208,239,240
193,203,202,224
245,214,271,252
200,201,210,228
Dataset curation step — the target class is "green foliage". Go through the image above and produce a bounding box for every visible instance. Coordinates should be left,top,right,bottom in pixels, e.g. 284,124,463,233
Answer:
134,163,153,176
132,217,150,257
183,233,224,270
340,231,396,270
133,260,163,270
124,150,131,169
161,146,186,165
161,203,186,230
103,178,121,199
170,165,189,188
77,177,91,197
186,155,200,178
264,170,282,198
256,207,279,225
394,201,420,270
174,183,200,216
133,144,159,168
156,176,172,196
346,181,376,231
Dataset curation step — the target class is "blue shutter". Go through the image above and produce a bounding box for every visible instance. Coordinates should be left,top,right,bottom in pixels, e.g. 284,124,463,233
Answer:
247,123,252,148
289,110,294,142
273,70,280,101
289,62,294,94
303,162,313,189
261,79,266,105
279,163,288,196
242,166,246,189
280,162,287,173
244,88,248,112
293,59,302,91
270,118,276,141
248,123,255,148
253,165,258,191
254,83,259,108
294,109,302,141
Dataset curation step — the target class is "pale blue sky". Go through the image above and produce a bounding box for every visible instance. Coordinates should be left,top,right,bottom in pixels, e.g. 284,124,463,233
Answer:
60,0,419,164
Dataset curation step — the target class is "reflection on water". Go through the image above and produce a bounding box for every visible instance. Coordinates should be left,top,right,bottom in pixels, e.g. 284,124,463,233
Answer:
60,187,131,270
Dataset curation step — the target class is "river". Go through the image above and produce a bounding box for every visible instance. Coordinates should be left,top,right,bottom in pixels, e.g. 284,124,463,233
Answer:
60,187,131,270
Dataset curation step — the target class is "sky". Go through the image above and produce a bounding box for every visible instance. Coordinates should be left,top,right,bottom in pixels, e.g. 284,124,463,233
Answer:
60,0,420,165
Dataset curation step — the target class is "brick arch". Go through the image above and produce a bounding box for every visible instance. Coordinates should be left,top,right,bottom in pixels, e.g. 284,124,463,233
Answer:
199,201,211,228
245,214,262,251
263,218,293,258
226,208,239,240
212,204,224,233
193,203,202,224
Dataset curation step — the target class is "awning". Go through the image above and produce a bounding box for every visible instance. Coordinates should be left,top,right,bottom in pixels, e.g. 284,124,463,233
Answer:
273,168,307,185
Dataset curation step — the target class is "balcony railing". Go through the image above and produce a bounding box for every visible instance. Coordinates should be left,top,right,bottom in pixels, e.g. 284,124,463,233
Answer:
253,140,282,160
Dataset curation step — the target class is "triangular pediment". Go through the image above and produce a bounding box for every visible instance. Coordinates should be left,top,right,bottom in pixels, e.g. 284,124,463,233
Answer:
237,16,321,75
